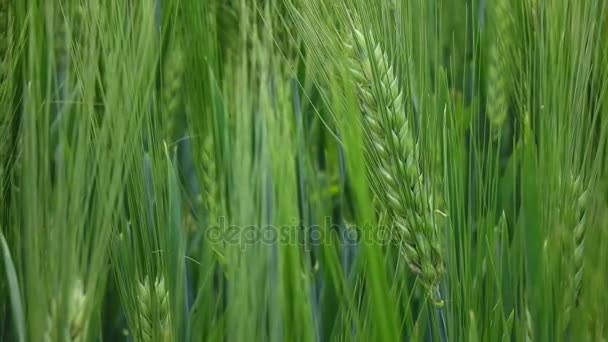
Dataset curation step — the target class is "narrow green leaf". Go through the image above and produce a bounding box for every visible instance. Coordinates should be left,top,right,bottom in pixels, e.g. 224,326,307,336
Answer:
0,231,24,342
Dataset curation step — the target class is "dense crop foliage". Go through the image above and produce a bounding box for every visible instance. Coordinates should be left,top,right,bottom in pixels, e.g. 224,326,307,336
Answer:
1,0,608,341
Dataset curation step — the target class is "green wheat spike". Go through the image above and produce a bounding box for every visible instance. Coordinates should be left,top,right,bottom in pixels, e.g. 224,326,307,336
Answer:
201,135,218,217
563,174,589,328
345,28,444,293
136,276,171,342
486,0,512,141
162,37,185,145
43,278,89,342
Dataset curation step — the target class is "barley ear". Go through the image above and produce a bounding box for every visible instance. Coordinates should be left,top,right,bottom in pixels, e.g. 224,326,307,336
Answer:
345,28,443,292
43,277,89,342
68,278,88,342
161,37,185,144
44,298,59,342
201,135,218,216
486,0,512,141
137,276,172,342
563,174,588,326
572,178,588,303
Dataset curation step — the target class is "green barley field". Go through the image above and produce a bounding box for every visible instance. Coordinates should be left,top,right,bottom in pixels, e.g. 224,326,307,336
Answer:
1,0,608,341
